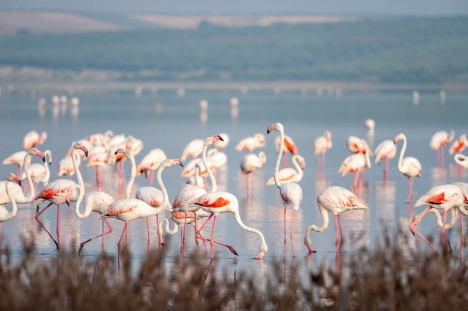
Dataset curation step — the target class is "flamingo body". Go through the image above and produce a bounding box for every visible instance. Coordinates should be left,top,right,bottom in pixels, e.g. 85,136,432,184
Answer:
266,155,305,185
181,139,204,161
374,140,397,164
23,131,47,149
235,134,266,153
240,152,266,174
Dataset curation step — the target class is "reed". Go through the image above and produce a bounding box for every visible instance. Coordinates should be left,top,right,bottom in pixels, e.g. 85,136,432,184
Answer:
0,231,467,311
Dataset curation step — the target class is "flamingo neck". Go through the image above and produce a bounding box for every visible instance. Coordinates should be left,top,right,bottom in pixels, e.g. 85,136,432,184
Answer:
397,135,407,172
125,151,137,199
291,155,303,179
233,209,267,254
43,150,51,185
72,146,84,190
74,185,89,219
3,179,18,221
202,144,217,192
304,205,330,250
160,218,179,236
364,151,371,168
22,151,34,201
157,163,172,211
274,129,285,189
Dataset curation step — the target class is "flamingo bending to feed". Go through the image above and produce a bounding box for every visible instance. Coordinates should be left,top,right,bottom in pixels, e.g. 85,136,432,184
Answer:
374,140,397,179
430,130,454,166
0,173,22,254
394,133,422,202
34,142,88,249
23,131,47,149
409,184,464,254
64,184,114,253
21,149,52,194
304,186,368,253
266,154,305,186
3,151,30,176
275,134,298,168
136,148,166,187
267,122,302,251
314,131,332,169
338,147,371,189
100,158,183,248
235,133,266,153
450,134,468,155
0,148,45,205
181,139,204,161
347,136,369,154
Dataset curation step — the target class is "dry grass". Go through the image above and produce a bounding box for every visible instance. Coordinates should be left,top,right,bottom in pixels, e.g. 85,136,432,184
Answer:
0,232,467,311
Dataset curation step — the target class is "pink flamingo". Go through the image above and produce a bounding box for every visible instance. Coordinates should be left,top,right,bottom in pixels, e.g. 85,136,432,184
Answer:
63,184,114,253
449,134,468,155
304,186,368,253
268,122,302,252
2,150,30,176
23,130,47,149
338,147,371,189
266,155,305,186
57,153,81,179
87,149,115,188
100,158,183,248
235,133,266,153
314,130,332,170
410,184,464,254
34,142,88,249
394,133,422,202
0,173,22,254
275,134,298,168
347,136,368,154
240,152,267,175
430,130,454,167
374,140,397,180
180,139,204,161
213,133,229,151
21,149,52,194
136,148,166,187
0,148,45,205
455,154,468,169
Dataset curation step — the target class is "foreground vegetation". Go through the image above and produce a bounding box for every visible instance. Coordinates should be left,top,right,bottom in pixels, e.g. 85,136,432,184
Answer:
1,16,467,83
0,232,467,310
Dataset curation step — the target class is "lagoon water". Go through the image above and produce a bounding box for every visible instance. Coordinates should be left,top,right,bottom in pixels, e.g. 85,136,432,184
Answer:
0,89,467,275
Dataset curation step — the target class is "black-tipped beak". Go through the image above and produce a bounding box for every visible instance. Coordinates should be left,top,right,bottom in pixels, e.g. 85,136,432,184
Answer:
393,140,396,144
41,156,46,163
66,199,71,207
114,150,119,155
48,161,52,166
217,135,224,142
84,151,88,157
18,180,22,187
179,162,184,167
267,130,271,134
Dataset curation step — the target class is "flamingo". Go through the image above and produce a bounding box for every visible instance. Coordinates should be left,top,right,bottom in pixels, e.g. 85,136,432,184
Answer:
181,139,204,161
23,130,47,149
63,184,114,253
34,142,88,249
374,140,397,179
186,163,204,187
21,149,52,194
57,154,81,179
266,155,305,186
449,134,468,155
267,122,302,252
213,133,229,151
338,147,371,189
0,148,45,205
3,150,30,176
240,152,267,175
275,134,298,168
87,130,114,146
207,149,227,169
364,119,375,133
314,131,332,169
430,130,454,166
87,149,115,188
347,136,369,154
100,158,183,248
304,186,368,253
409,184,464,254
394,133,422,202
0,173,22,254
136,148,166,187
235,133,266,153
455,154,468,169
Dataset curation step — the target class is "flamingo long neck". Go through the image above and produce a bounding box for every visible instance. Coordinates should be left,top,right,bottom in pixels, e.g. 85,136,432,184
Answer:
22,151,35,201
364,151,371,168
74,186,89,219
43,150,51,185
157,164,171,211
125,151,137,199
160,218,179,236
274,129,285,189
233,210,267,252
4,179,18,221
397,135,407,172
202,144,217,192
291,155,303,179
304,205,330,249
72,146,85,190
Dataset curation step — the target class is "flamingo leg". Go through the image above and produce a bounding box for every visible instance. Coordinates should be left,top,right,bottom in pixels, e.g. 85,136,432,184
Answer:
195,234,239,255
460,211,465,242
441,209,448,243
146,217,151,245
156,214,162,246
291,209,296,256
56,204,61,250
79,219,113,254
35,203,59,249
283,155,288,168
118,222,128,247
406,177,414,202
283,205,287,244
353,172,358,190
210,215,218,258
196,214,213,234
149,170,154,187
338,214,344,241
409,207,439,254
334,215,339,243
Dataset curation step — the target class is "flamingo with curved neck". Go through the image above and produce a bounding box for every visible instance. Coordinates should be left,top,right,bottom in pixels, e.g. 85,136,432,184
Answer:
394,133,422,202
266,154,305,186
0,173,22,253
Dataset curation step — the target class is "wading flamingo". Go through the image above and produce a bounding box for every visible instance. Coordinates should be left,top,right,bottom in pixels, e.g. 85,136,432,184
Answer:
275,134,298,168
21,149,52,194
181,139,204,161
266,155,305,186
347,136,368,154
0,173,22,254
100,158,183,248
235,133,266,153
34,142,88,249
240,152,266,175
136,148,166,187
338,147,371,189
450,134,468,155
57,153,81,179
0,148,45,205
394,133,422,202
374,140,397,180
23,131,47,149
87,149,115,188
430,130,454,167
3,150,30,176
314,131,332,169
304,186,368,253
267,122,302,252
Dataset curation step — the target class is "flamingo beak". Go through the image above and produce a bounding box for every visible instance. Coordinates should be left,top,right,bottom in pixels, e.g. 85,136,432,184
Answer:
216,135,224,142
115,148,125,155
179,161,184,167
13,175,21,186
65,196,71,207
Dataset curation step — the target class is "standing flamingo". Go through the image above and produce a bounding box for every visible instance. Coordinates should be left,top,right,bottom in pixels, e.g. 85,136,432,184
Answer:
409,184,464,254
430,130,454,167
235,133,266,153
240,152,267,175
0,148,45,205
3,151,30,176
23,131,47,149
374,140,397,180
449,134,468,155
87,149,115,188
0,173,22,254
304,186,368,253
394,133,422,202
275,134,298,168
266,155,305,186
100,158,183,248
136,148,166,187
21,149,52,194
63,184,114,253
267,122,302,252
314,131,332,170
338,147,371,189
364,119,375,133
347,136,368,154
181,139,204,161
34,142,88,249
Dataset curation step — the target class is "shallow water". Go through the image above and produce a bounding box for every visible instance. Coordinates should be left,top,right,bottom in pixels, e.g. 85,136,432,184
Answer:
0,89,467,276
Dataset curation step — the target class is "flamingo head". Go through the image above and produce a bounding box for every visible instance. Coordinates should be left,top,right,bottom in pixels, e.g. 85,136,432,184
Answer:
324,130,332,141
73,142,89,158
6,173,21,186
204,135,223,146
267,123,283,134
254,133,266,144
298,156,306,170
65,184,80,206
256,243,268,260
29,148,46,163
114,148,125,155
393,133,405,144
162,158,184,168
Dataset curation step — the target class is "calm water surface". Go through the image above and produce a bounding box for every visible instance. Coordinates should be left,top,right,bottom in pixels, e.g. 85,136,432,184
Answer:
0,90,467,276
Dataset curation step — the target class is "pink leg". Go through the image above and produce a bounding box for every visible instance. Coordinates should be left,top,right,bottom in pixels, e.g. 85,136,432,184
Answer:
156,214,162,246
291,209,296,256
409,207,439,254
196,214,213,234
149,170,154,187
441,146,445,167
210,215,218,258
460,212,464,237
334,215,339,243
283,155,289,168
338,214,344,240
406,177,414,202
35,203,59,249
56,204,61,250
79,219,113,253
195,234,238,255
146,217,151,244
283,205,287,244
441,209,448,242
118,223,128,247
353,172,358,190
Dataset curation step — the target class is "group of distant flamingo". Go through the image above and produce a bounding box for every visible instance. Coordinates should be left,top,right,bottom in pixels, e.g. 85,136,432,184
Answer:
1,120,468,258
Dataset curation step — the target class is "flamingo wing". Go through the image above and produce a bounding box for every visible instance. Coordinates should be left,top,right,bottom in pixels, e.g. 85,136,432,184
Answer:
136,187,164,207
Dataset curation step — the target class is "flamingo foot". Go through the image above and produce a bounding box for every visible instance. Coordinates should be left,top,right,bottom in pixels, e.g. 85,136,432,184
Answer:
226,245,239,256
255,251,265,259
